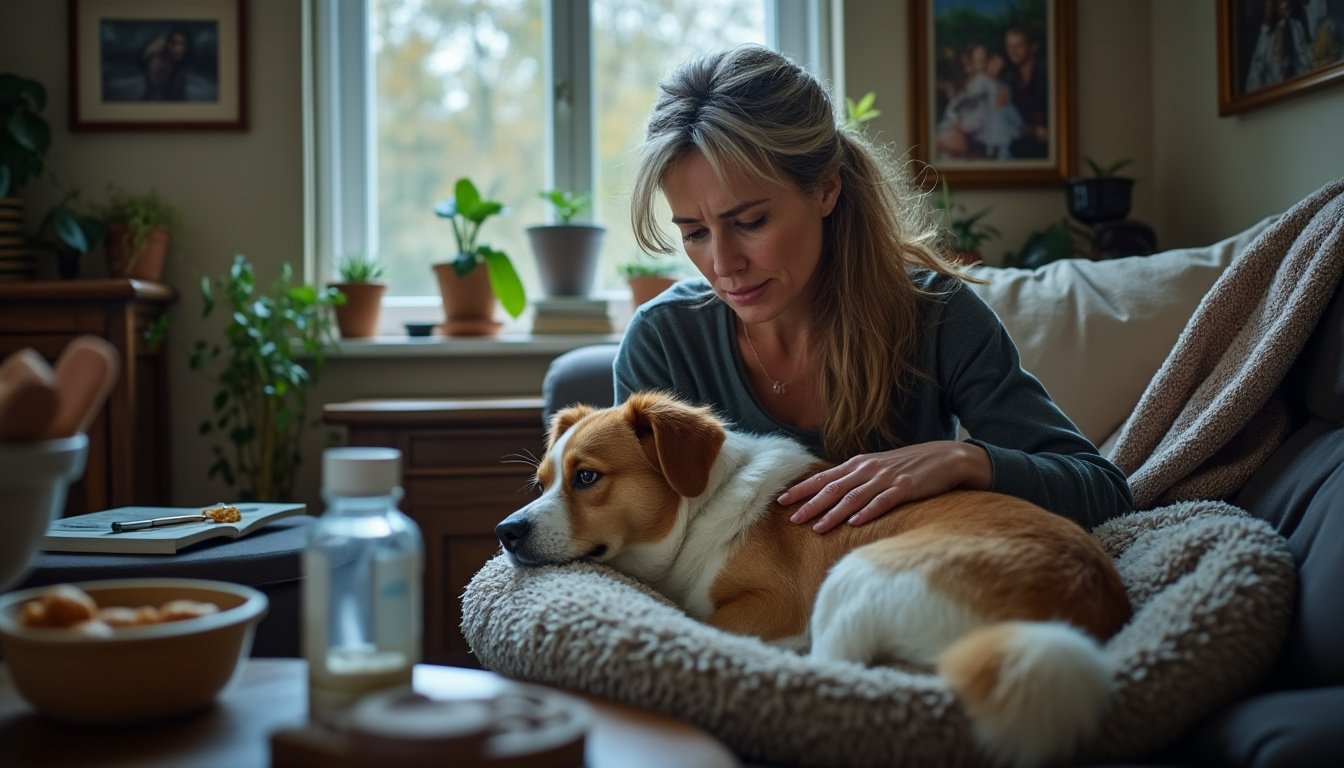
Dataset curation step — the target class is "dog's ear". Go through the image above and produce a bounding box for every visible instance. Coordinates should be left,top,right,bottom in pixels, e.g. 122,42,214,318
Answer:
547,405,594,451
623,391,725,497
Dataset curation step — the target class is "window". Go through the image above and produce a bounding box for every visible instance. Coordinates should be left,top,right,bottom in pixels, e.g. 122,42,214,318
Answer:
308,0,836,328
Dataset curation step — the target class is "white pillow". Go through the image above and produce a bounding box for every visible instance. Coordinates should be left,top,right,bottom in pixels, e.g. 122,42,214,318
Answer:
966,217,1276,447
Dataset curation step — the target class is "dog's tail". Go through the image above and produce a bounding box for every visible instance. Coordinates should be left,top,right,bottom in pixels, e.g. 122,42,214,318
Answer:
937,621,1114,768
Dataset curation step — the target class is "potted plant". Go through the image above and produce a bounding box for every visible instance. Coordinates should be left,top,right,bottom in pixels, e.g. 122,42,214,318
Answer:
1,72,53,278
329,251,386,339
190,254,342,501
33,191,106,280
1001,217,1093,269
432,178,526,336
528,188,606,297
1066,157,1135,225
620,256,681,310
98,186,182,282
931,180,1000,265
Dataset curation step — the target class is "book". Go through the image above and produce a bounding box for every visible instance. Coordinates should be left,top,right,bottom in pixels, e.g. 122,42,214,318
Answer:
531,296,612,317
42,502,307,555
530,314,617,334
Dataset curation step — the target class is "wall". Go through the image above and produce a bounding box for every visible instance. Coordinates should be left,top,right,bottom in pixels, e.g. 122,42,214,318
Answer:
844,0,1155,258
1151,1,1344,246
3,0,1341,510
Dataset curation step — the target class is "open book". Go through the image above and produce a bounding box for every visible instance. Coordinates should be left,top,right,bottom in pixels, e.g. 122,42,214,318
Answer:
42,503,307,555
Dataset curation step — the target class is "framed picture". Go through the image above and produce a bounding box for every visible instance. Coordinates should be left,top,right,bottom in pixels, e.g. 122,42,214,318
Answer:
1218,0,1344,116
68,0,248,131
909,0,1076,187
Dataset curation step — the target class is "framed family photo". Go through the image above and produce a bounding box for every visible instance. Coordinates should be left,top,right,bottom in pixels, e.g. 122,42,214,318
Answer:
68,0,248,131
1218,0,1344,115
909,0,1076,186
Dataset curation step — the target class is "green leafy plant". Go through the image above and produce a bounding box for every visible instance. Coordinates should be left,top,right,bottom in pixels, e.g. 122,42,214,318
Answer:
336,251,384,282
843,91,881,132
99,185,182,258
432,178,526,318
190,254,342,501
1085,157,1134,178
618,255,680,278
931,180,1000,254
35,190,105,258
1001,218,1094,269
538,189,591,224
0,72,50,199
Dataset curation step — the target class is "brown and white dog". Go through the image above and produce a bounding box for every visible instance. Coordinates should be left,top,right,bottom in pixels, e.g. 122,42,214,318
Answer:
495,391,1132,768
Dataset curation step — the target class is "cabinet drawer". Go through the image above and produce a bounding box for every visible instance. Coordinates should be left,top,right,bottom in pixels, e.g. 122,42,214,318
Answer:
404,475,536,513
405,429,542,470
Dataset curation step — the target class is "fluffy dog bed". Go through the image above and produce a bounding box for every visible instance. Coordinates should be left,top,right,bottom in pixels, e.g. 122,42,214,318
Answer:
461,501,1293,767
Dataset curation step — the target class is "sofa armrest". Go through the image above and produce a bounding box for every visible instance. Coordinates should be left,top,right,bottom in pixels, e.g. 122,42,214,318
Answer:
541,343,620,424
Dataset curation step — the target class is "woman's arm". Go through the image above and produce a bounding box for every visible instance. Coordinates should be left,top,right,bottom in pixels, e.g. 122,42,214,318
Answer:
786,282,1133,532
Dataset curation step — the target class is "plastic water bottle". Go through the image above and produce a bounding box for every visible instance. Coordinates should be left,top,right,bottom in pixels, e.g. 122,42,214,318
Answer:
304,447,423,728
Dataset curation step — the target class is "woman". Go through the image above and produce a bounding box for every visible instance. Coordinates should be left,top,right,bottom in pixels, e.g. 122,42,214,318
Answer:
615,45,1132,532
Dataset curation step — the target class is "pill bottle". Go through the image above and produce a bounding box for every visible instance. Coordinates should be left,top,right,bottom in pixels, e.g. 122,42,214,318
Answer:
304,446,423,728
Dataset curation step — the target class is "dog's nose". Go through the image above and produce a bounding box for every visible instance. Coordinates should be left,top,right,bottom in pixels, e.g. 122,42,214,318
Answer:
495,518,532,552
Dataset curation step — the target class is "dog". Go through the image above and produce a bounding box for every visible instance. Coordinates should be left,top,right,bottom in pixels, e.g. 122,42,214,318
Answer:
495,391,1132,767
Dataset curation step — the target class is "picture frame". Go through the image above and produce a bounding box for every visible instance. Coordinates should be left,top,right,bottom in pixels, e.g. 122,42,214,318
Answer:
68,0,248,131
1217,0,1344,116
909,0,1076,187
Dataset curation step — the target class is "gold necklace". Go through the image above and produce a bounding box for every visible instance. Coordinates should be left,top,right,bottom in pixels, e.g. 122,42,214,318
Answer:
741,321,797,396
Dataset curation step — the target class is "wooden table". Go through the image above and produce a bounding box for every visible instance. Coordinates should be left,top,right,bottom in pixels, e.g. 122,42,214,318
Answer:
0,659,738,767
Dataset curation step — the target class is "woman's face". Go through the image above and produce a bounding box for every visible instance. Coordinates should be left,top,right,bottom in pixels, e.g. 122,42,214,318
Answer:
662,149,839,325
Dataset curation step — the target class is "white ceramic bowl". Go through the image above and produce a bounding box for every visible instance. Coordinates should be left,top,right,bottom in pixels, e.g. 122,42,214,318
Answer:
0,434,88,592
0,578,268,725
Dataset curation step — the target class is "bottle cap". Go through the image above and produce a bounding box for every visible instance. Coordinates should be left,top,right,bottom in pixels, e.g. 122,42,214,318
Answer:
323,447,401,497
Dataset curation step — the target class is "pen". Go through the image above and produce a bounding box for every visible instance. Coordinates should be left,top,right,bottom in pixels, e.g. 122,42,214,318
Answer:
111,514,209,533
109,505,253,533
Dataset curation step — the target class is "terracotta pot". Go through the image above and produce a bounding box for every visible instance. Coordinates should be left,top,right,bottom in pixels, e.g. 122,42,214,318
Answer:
330,281,388,339
105,225,170,282
627,275,677,310
432,261,503,336
527,224,605,297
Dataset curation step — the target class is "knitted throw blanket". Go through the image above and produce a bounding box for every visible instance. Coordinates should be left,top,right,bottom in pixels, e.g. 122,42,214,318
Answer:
1111,179,1344,509
463,501,1293,767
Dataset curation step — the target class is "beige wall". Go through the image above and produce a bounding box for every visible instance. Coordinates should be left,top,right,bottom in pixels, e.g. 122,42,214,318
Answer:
3,0,1341,509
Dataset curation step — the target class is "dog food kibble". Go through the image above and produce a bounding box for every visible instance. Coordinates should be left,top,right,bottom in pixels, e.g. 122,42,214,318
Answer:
157,600,219,622
18,584,98,628
97,605,162,627
16,584,219,634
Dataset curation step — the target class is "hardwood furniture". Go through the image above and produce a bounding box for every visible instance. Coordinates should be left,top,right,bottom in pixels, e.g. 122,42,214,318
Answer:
0,279,174,516
322,398,546,667
0,660,739,767
15,517,310,658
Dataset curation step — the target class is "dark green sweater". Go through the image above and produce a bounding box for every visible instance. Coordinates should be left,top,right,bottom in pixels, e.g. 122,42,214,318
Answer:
613,274,1134,529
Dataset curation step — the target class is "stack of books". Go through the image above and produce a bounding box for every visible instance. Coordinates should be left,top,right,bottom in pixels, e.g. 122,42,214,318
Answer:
530,296,617,335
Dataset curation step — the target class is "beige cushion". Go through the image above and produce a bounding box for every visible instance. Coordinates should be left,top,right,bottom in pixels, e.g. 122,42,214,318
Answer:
965,217,1277,447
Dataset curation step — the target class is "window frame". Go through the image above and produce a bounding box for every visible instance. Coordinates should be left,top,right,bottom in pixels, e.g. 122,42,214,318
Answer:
304,0,838,333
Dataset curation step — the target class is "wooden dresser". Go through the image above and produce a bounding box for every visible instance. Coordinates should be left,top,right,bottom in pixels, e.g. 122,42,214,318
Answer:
0,279,175,516
322,398,546,667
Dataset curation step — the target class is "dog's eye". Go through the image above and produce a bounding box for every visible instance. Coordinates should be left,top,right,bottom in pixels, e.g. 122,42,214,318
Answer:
573,469,601,489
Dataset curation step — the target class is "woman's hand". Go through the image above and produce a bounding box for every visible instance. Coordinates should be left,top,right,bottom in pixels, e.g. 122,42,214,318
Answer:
780,441,992,534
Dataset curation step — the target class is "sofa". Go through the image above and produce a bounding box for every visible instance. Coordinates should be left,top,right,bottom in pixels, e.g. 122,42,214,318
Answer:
530,207,1343,767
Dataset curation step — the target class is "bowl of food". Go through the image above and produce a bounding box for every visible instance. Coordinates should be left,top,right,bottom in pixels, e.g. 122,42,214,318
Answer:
0,579,267,725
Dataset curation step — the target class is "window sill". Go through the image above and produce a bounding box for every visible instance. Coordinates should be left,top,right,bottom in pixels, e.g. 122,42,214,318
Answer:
329,332,623,359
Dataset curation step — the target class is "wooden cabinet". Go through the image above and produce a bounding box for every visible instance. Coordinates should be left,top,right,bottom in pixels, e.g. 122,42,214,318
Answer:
322,398,546,668
0,280,175,516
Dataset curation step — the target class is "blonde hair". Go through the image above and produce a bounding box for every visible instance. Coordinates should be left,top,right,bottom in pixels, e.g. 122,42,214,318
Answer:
631,45,968,460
